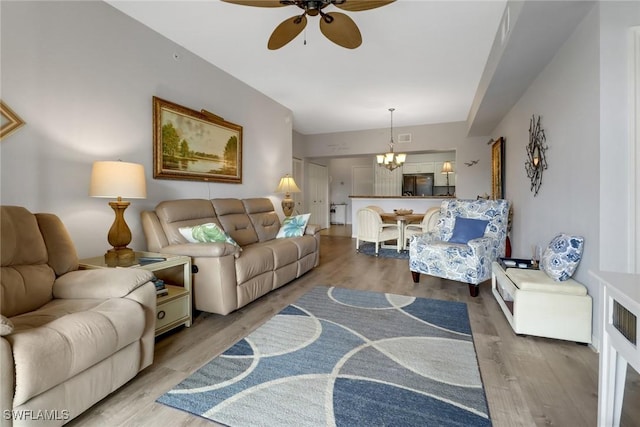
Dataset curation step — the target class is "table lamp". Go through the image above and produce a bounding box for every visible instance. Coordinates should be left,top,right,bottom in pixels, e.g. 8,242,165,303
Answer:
89,160,147,265
275,174,301,217
441,161,454,196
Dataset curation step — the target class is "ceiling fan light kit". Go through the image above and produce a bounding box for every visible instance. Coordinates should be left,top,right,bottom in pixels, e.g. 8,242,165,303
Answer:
222,0,396,49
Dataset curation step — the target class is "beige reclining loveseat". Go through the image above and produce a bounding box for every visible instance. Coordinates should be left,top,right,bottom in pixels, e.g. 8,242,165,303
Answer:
1,206,156,427
141,198,320,315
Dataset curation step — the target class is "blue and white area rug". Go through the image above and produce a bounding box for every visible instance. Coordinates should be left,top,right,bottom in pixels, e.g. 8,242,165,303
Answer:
357,242,409,259
157,286,491,426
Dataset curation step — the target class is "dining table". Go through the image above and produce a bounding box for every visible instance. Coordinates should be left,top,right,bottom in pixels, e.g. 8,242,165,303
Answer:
379,212,426,250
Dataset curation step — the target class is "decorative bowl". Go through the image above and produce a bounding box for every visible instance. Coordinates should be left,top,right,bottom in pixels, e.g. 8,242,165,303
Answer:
393,209,413,215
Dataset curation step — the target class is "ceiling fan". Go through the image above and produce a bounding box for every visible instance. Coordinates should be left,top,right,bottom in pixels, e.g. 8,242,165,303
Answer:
221,0,396,50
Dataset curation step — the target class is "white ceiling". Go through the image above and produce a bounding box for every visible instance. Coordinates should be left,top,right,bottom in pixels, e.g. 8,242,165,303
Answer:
107,0,508,135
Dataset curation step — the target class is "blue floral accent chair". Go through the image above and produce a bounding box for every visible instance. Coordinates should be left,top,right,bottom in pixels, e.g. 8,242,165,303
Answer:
409,199,510,296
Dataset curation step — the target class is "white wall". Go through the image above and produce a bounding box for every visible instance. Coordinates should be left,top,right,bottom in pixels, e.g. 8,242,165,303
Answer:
599,2,640,273
0,1,293,258
327,156,371,223
324,152,460,224
302,121,492,200
491,2,640,347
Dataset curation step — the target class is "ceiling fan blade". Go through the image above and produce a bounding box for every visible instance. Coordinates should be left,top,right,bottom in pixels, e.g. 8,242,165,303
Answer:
221,0,286,7
268,15,308,50
333,0,396,12
319,12,362,49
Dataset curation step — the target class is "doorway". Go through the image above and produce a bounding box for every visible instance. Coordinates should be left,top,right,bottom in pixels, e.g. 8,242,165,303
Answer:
308,163,329,229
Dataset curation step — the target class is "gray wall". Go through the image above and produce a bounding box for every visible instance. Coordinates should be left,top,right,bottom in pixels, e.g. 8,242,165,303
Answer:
599,1,640,272
0,1,293,257
491,2,640,347
301,121,492,200
324,152,457,224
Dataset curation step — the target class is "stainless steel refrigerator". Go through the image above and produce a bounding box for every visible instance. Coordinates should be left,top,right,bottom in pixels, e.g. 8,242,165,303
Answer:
402,173,434,196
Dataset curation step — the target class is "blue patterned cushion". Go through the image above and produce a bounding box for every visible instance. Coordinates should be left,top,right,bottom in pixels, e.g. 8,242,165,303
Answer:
448,217,489,244
540,233,584,281
276,213,310,238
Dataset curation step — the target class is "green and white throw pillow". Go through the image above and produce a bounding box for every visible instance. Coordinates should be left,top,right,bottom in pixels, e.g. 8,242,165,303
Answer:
276,213,311,238
0,315,14,336
179,223,239,247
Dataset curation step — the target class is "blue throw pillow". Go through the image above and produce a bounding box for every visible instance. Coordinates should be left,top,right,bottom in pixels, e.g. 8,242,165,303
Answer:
540,233,584,281
448,217,489,244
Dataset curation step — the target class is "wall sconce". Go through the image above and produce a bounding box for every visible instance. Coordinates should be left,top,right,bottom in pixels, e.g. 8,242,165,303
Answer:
275,174,301,217
525,114,547,196
89,160,147,265
441,161,454,196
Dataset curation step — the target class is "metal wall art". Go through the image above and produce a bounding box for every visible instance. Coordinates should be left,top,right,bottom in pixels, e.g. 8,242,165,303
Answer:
525,114,548,196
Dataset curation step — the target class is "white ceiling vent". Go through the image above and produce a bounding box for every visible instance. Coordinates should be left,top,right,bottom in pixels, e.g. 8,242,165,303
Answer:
397,133,412,143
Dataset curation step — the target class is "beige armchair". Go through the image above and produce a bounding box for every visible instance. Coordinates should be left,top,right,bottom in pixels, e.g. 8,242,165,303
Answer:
1,206,156,426
356,207,401,255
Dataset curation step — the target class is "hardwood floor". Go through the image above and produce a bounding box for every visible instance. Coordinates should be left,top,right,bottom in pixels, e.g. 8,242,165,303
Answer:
69,229,640,426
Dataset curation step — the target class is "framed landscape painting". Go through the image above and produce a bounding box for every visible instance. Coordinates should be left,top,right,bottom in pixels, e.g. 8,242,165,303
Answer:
153,97,242,183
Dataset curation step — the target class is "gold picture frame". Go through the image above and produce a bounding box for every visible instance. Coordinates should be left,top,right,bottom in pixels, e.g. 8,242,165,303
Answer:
0,101,26,140
491,137,505,199
153,97,242,183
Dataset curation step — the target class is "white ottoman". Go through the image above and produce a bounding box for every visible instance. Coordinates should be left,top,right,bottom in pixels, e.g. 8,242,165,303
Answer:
491,261,592,343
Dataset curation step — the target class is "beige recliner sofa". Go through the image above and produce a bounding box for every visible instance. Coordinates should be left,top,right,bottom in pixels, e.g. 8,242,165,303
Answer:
0,206,156,427
141,198,320,315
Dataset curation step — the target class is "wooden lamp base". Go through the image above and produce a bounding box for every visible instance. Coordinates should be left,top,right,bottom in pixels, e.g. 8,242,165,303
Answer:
104,199,135,266
282,196,295,217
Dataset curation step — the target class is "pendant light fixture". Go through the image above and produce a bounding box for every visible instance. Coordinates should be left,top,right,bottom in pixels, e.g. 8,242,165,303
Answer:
376,108,406,171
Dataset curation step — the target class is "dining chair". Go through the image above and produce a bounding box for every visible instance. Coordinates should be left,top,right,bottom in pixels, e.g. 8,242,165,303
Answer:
356,207,401,254
404,206,441,248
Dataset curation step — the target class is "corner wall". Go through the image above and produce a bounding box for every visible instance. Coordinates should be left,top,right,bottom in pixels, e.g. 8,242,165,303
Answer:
0,1,293,257
491,3,640,347
599,2,640,273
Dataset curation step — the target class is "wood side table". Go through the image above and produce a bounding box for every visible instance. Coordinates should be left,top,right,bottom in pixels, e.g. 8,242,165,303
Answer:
79,251,192,337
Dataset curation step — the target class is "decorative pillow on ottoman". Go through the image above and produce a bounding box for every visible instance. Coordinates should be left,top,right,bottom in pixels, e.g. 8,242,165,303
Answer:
540,233,584,281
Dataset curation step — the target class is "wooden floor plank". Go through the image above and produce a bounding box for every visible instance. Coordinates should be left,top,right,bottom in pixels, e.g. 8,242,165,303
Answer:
67,230,640,427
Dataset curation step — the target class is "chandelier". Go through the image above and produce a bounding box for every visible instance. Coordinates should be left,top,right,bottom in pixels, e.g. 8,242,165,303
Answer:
376,108,406,171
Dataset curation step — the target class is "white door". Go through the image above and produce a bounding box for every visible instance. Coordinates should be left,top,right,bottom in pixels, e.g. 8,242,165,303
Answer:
308,163,329,229
292,158,304,216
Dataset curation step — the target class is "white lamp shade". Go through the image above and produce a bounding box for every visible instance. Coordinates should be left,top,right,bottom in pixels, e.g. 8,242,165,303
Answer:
89,161,147,199
441,161,454,174
275,174,301,194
